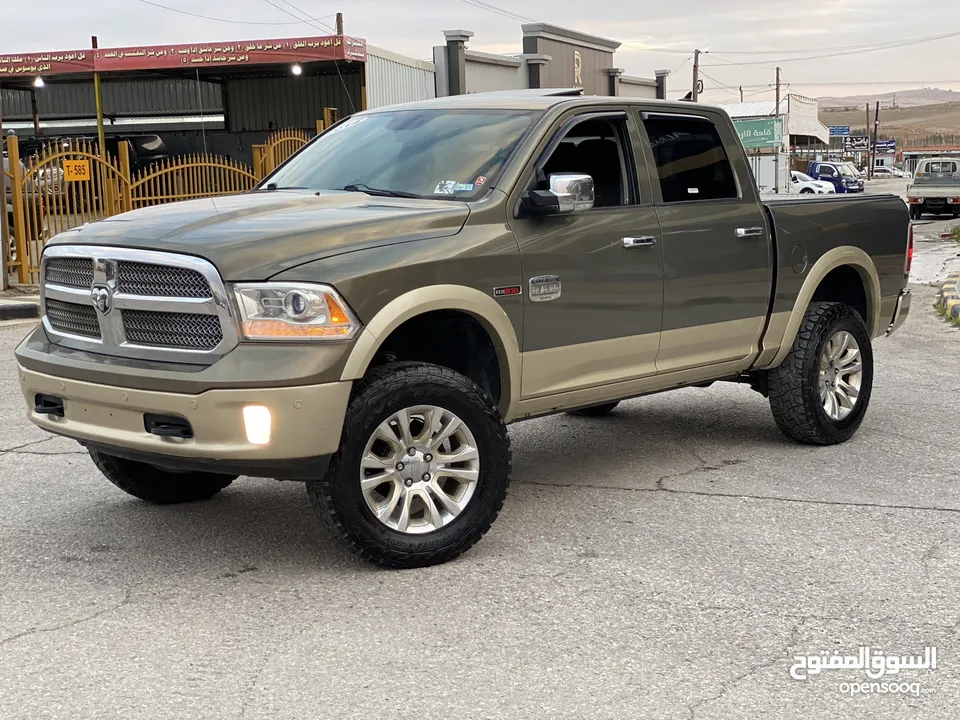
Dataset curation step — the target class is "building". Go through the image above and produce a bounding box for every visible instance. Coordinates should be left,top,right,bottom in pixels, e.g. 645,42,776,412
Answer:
434,23,668,99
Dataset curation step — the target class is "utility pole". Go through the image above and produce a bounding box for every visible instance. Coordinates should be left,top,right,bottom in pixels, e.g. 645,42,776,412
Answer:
864,103,870,166
335,12,344,35
870,101,880,180
0,84,8,289
92,36,106,154
739,85,744,102
774,66,782,193
691,49,701,102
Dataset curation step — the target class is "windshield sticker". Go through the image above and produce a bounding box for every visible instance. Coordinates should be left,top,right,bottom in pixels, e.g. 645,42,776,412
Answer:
434,180,458,195
455,183,475,192
476,176,487,185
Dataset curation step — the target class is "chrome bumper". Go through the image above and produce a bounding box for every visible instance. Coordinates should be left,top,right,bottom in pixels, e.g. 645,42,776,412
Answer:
886,288,912,336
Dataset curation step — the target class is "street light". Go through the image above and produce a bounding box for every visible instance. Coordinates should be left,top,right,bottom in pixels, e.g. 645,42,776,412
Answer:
33,76,45,88
291,64,302,76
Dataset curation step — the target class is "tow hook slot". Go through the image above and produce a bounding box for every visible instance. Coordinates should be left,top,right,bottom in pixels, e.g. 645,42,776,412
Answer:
144,414,194,439
34,394,65,418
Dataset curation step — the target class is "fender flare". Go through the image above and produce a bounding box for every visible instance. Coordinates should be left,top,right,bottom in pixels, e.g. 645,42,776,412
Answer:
340,284,523,420
763,246,882,370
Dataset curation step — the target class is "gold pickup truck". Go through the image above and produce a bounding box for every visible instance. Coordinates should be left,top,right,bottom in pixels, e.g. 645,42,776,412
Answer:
15,90,912,568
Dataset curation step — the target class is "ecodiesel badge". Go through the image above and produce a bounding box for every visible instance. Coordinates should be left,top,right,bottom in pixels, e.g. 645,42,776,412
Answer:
529,275,561,303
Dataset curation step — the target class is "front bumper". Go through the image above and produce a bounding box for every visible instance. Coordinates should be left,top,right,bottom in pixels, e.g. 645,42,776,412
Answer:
886,288,912,336
18,366,351,472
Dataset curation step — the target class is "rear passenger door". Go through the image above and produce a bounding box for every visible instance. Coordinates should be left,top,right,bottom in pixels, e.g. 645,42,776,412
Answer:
636,110,773,374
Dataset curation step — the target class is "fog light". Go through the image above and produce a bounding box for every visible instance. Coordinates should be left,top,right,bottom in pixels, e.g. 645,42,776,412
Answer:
243,406,272,445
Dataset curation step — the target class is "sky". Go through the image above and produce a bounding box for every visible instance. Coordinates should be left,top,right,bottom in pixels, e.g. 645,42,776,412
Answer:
5,0,960,103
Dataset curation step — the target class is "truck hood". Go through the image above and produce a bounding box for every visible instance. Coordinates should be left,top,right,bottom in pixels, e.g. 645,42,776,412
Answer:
47,190,470,280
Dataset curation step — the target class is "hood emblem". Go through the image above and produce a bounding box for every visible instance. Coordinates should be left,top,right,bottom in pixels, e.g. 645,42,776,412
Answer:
92,286,113,314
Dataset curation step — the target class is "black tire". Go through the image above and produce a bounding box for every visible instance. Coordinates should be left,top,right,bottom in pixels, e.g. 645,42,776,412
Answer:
799,188,814,194
308,362,511,569
910,206,921,220
566,401,620,417
89,450,237,504
767,302,873,445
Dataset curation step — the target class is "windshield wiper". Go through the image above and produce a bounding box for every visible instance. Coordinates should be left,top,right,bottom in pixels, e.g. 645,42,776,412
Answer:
341,183,422,199
253,183,309,192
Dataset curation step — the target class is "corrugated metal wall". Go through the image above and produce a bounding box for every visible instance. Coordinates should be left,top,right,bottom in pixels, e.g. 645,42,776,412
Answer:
366,46,435,109
224,72,362,132
1,79,222,121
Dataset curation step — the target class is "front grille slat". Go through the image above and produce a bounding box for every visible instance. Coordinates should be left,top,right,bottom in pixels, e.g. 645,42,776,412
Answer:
117,261,212,298
122,309,223,350
45,258,94,289
45,298,102,339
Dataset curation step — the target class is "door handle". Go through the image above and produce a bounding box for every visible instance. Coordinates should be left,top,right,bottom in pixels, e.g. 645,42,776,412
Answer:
622,236,656,248
736,227,765,238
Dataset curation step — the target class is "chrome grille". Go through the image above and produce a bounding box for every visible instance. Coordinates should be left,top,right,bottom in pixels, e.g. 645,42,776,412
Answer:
122,310,223,349
40,246,239,363
45,298,102,339
45,258,94,289
117,261,212,298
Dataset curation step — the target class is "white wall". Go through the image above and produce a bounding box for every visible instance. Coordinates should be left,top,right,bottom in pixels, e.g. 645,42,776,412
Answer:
619,77,657,99
464,52,526,94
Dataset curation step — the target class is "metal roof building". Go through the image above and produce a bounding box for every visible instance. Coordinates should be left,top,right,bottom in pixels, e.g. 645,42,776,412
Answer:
719,95,830,146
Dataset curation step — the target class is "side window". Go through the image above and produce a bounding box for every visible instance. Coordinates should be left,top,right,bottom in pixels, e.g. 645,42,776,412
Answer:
537,118,636,208
642,115,738,203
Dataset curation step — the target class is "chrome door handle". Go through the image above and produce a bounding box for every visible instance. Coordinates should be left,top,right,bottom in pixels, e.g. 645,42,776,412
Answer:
622,236,656,248
736,227,765,238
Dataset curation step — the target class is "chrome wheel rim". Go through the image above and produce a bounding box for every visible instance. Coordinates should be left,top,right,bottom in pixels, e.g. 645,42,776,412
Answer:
819,330,863,421
360,405,480,535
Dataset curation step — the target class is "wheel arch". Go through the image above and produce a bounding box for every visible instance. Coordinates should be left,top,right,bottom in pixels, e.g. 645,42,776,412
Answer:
340,285,522,420
762,246,882,369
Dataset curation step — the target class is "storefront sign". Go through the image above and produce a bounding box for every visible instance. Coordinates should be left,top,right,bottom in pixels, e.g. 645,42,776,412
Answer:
733,118,784,149
829,126,851,137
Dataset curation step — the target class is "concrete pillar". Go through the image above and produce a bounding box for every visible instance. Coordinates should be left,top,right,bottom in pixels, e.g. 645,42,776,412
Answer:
655,69,670,100
443,30,474,96
523,54,551,90
607,68,624,97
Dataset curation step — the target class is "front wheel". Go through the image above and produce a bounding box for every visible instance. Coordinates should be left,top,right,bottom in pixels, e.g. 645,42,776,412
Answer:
89,450,237,504
799,188,814,195
308,362,511,569
767,302,873,445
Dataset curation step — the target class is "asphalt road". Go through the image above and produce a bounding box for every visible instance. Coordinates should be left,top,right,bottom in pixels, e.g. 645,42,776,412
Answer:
1,287,958,719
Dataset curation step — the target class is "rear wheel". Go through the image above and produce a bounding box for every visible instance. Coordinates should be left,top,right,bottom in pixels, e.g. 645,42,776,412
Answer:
567,401,620,417
767,302,873,445
308,362,511,569
89,450,236,504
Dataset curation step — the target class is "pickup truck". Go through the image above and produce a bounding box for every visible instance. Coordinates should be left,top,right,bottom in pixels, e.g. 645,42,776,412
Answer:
14,90,913,568
906,157,960,219
807,161,865,194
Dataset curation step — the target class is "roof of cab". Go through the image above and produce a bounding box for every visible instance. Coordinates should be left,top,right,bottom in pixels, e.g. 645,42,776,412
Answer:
361,88,726,115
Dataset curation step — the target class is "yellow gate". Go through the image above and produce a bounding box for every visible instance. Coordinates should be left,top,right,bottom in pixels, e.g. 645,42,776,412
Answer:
7,136,130,284
131,154,258,209
253,128,311,179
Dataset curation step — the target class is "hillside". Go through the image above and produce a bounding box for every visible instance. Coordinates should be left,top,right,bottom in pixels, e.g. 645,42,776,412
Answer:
819,101,960,145
818,88,960,110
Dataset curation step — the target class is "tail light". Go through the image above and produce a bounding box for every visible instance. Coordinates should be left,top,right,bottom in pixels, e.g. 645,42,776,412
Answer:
906,224,914,276
907,197,920,203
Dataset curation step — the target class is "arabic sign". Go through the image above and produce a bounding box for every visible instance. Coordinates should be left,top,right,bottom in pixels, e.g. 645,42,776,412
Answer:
829,125,851,137
844,136,871,151
0,50,93,77
875,139,897,154
733,118,784,150
0,36,366,77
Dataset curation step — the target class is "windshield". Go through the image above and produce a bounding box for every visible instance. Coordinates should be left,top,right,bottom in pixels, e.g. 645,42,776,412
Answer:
795,172,814,182
265,109,541,200
838,164,857,177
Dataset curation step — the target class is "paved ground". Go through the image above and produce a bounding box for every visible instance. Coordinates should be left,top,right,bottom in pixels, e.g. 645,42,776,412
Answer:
1,286,958,718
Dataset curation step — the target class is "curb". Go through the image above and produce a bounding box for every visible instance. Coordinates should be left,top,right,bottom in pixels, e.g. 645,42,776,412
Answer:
937,272,960,321
0,302,39,321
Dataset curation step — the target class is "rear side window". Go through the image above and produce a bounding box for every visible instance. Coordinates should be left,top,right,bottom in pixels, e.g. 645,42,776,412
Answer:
928,161,957,173
642,115,738,203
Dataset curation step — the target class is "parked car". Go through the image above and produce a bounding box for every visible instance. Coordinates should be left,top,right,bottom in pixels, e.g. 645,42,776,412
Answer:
16,92,913,568
791,171,836,194
905,157,960,219
807,161,865,193
871,166,898,178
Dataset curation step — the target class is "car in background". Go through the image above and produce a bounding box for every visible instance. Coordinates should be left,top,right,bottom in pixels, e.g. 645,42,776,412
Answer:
807,161,864,193
871,166,900,179
906,157,960,219
791,171,836,194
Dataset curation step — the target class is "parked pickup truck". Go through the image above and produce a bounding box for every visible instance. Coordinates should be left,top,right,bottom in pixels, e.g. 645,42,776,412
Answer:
906,157,960,219
15,90,913,568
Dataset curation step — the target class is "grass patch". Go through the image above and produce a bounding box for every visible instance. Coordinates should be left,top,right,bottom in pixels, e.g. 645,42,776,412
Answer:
950,225,960,242
934,300,960,326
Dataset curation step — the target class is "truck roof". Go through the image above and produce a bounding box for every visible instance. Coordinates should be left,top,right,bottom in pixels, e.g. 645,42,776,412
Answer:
364,89,728,115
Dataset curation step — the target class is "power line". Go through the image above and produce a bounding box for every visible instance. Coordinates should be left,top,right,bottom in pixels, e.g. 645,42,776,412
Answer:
697,69,740,98
259,0,356,113
136,0,318,25
456,0,533,23
670,56,693,75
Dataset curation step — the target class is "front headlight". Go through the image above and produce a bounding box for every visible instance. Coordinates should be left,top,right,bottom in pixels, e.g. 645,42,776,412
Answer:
232,282,361,341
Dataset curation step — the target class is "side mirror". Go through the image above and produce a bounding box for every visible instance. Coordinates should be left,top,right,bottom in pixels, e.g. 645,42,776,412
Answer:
523,173,595,216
